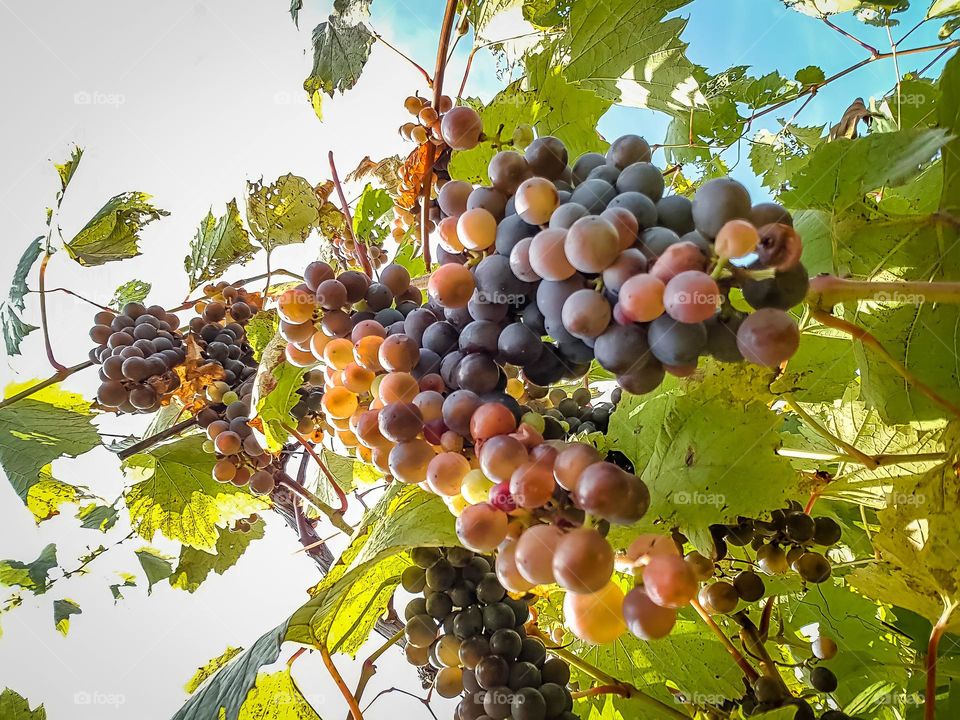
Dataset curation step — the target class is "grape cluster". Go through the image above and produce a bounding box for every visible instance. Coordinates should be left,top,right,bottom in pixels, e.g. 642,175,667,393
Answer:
746,660,844,720
401,546,578,720
89,303,187,413
521,386,618,439
427,133,808,395
187,281,263,386
197,376,278,495
399,94,456,147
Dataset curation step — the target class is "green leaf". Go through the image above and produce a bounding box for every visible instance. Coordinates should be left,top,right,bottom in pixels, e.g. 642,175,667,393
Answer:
940,51,960,215
186,647,243,694
468,0,522,36
8,237,44,311
55,146,84,196
929,0,960,18
289,0,302,26
303,16,374,99
352,184,393,243
0,382,99,501
25,465,87,523
795,65,826,87
53,598,81,636
254,352,306,453
0,544,58,593
109,279,151,309
109,572,137,601
780,129,952,212
880,77,940,131
246,175,322,252
185,201,257,291
941,15,960,36
123,435,265,551
849,458,960,630
171,519,265,593
245,310,280,363
135,547,175,594
1,303,37,356
65,192,169,266
77,503,120,532
782,0,868,15
236,670,321,719
748,124,825,194
607,363,801,553
522,0,570,27
769,326,857,402
0,689,46,720
391,240,427,279
171,621,289,720
448,82,538,185
286,484,456,655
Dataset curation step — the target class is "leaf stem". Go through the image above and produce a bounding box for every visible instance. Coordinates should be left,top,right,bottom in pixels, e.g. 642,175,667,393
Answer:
116,415,199,461
571,684,631,700
329,151,374,278
29,287,112,311
926,600,957,720
277,472,353,536
280,422,348,513
777,447,946,466
38,251,66,371
349,628,405,720
807,275,960,309
811,309,960,419
690,597,760,683
781,394,880,468
820,15,879,56
369,28,432,86
319,642,365,720
0,360,94,411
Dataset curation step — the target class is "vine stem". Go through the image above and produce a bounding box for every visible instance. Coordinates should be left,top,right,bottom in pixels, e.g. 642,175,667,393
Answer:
571,684,631,700
116,415,200,461
750,40,959,122
369,28,432,86
528,628,691,719
348,629,405,720
0,360,94,411
777,447,946,466
319,642,365,720
806,275,960,309
38,251,66,371
329,151,374,278
782,394,879,468
280,422,348,514
689,598,760,683
418,0,460,273
30,287,112,311
811,309,960,419
821,15,879,55
276,472,353,536
926,600,957,720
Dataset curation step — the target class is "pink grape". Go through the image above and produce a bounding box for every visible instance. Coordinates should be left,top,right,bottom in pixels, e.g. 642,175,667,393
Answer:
641,554,698,608
456,502,509,551
623,587,678,640
618,275,665,323
663,271,720,323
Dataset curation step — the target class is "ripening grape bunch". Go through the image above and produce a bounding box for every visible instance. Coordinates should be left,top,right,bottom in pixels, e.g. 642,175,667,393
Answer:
401,546,579,720
423,122,807,394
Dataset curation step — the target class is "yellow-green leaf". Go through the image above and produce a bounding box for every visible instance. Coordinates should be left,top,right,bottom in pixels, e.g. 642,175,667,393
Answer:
171,519,265,593
53,598,81,636
25,466,87,523
246,175,321,251
135,547,175,594
185,647,243,694
0,544,58,594
0,689,46,720
65,192,169,266
185,201,258,291
236,670,320,720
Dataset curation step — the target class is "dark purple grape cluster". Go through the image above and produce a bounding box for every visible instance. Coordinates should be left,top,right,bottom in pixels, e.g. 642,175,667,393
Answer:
401,546,579,720
89,303,186,413
186,282,262,386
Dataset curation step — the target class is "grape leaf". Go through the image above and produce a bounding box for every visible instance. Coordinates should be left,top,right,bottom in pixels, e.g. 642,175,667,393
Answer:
468,0,523,36
8,236,43,311
247,175,321,252
525,44,611,159
877,77,940,131
135,547,175,594
303,15,374,100
849,458,960,630
795,65,826,87
1,303,37,356
391,240,427,279
25,465,88,523
185,201,257,291
0,689,46,720
64,192,169,266
0,544,57,593
109,279,151,309
286,484,456,656
245,310,279,362
123,435,265,551
0,382,99,501
53,598,81,636
77,503,120,532
235,670,321,719
186,647,243,694
782,0,869,15
253,343,305,453
522,0,571,27
940,51,960,215
109,572,137,601
289,0,302,26
170,519,265,593
929,0,960,18
448,82,537,185
352,184,392,243
748,123,824,193
607,363,801,553
171,621,289,720
779,129,952,212
769,326,858,402
54,145,83,196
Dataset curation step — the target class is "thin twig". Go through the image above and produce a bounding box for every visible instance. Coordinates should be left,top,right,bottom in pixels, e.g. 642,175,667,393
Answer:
277,473,353,535
690,598,760,683
362,688,437,719
329,151,374,278
811,309,960,419
807,275,960,309
281,422,348,513
369,28,432,86
320,643,365,720
571,684,632,700
0,360,94,411
116,416,200,461
926,601,957,720
38,251,66,371
821,15,879,55
29,287,112,311
886,23,903,129
349,629,405,720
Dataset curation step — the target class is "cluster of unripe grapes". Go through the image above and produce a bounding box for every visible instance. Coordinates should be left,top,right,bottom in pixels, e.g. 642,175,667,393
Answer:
401,546,578,720
425,131,808,394
399,94,456,147
89,303,187,413
198,377,278,495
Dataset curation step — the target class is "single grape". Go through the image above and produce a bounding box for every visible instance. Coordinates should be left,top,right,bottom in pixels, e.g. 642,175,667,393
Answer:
810,666,839,693
606,134,652,169
812,635,838,660
525,136,568,179
736,308,800,366
618,274,665,323
515,177,559,225
751,202,793,228
456,502,509,551
623,587,677,640
691,177,751,239
428,263,476,308
733,570,766,602
552,528,614,594
656,195,695,235
755,223,803,270
663,271,721,324
561,289,611,340
563,581,627,644
441,106,483,150
698,581,739,614
515,524,564,585
564,216,620,273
